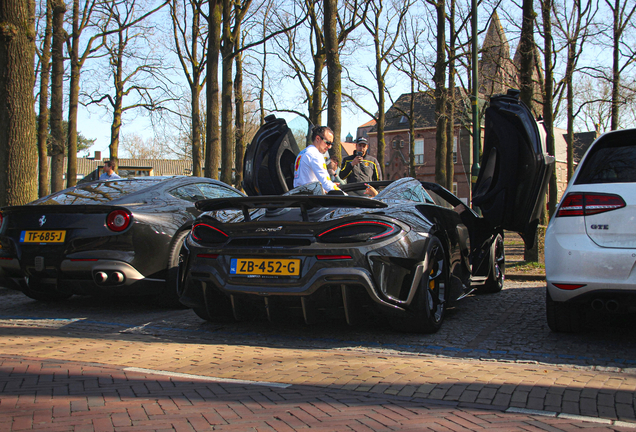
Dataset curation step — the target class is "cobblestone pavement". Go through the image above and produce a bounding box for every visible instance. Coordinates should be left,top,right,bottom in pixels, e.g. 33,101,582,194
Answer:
1,281,636,431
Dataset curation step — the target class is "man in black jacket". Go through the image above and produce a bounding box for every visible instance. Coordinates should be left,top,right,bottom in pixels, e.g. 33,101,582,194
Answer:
339,137,382,183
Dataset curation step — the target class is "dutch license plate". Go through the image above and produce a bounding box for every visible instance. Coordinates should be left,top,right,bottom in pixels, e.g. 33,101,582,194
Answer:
20,230,66,243
230,258,300,276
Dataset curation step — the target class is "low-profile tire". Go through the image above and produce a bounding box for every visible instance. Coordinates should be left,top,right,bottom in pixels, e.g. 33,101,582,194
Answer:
191,285,235,323
478,234,505,294
22,279,72,302
193,305,213,321
159,230,190,308
546,289,584,333
389,236,447,334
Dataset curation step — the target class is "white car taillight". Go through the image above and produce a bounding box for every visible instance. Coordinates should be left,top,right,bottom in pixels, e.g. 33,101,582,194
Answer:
556,193,626,217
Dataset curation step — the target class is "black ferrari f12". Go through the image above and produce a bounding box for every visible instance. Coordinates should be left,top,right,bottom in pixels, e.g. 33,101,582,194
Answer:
179,90,554,332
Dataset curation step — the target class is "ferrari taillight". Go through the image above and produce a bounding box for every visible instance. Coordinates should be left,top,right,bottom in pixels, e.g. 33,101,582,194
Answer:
318,220,399,243
0,212,4,231
192,223,228,244
556,193,626,217
106,209,131,232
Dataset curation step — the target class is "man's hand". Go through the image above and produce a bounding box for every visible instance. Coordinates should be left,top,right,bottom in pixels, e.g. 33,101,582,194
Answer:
352,156,363,166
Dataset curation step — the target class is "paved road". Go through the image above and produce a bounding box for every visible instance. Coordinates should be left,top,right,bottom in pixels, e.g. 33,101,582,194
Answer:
1,281,636,431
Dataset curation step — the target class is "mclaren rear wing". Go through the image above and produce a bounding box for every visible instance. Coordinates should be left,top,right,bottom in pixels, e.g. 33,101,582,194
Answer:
195,195,387,222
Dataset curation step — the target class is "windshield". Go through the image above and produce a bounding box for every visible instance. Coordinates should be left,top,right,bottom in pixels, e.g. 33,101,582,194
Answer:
30,179,164,205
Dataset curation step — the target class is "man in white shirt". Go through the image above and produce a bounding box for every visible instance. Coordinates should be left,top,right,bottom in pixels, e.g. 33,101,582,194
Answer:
293,126,341,192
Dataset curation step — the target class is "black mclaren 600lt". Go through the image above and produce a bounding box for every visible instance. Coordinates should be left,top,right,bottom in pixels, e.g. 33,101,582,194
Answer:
178,90,554,332
0,176,245,305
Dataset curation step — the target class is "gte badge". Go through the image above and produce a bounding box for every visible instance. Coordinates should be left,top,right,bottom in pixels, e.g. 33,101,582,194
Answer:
590,224,609,230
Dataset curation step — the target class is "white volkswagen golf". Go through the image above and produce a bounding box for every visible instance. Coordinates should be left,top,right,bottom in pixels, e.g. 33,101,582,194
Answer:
545,128,636,332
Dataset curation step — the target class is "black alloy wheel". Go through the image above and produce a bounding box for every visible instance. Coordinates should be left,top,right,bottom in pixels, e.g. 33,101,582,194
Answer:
22,278,72,302
479,233,505,294
390,236,447,333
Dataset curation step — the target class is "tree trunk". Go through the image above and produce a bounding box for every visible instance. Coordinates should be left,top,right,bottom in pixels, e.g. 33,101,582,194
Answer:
0,0,38,206
433,0,447,187
49,0,66,193
375,42,385,172
408,89,415,178
610,0,620,131
324,0,341,161
519,0,539,261
37,0,52,198
205,0,221,179
542,0,557,218
519,0,535,112
309,56,324,129
259,38,267,126
108,32,125,172
445,0,456,191
220,0,234,185
66,0,80,187
566,40,575,180
234,30,245,190
191,5,202,177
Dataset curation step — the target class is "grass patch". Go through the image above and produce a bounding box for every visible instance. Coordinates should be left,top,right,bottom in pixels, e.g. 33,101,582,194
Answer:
507,261,545,273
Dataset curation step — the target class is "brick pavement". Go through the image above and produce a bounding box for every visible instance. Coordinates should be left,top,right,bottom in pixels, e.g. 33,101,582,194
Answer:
1,325,636,430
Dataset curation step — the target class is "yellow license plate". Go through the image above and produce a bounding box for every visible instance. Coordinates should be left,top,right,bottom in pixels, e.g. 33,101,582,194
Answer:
230,258,300,276
20,230,66,243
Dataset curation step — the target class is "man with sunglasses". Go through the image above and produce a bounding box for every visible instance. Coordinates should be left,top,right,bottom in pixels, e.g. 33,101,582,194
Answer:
293,126,342,193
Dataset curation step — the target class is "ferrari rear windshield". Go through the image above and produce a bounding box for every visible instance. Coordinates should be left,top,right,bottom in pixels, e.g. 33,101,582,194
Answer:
32,179,165,205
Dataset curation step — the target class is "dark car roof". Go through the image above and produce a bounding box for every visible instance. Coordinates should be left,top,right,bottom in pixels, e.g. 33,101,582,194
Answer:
26,176,237,206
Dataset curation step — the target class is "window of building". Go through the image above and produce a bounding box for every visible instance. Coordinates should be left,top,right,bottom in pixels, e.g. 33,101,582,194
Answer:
414,138,424,164
453,136,458,164
453,182,458,196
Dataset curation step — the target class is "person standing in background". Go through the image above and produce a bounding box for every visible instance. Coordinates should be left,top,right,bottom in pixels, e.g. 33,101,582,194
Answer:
100,160,121,180
339,137,382,183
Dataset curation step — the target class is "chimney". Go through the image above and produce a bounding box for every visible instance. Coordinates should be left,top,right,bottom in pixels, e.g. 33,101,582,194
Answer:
94,151,101,161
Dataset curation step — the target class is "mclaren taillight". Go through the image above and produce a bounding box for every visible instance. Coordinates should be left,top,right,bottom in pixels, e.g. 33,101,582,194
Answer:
318,220,400,243
192,223,228,244
316,255,352,260
556,193,626,217
106,209,132,232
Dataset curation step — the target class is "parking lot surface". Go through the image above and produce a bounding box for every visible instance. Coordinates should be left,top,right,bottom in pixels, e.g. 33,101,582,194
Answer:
1,281,636,431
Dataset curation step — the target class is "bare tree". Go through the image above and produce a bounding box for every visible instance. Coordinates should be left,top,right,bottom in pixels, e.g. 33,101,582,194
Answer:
268,0,325,128
49,0,66,193
552,0,597,180
540,0,557,217
345,0,411,172
170,0,207,177
324,0,367,161
66,0,100,188
120,132,169,159
0,0,38,206
204,0,221,179
604,0,636,130
84,0,172,172
36,0,52,197
395,16,424,178
425,0,448,188
518,0,537,113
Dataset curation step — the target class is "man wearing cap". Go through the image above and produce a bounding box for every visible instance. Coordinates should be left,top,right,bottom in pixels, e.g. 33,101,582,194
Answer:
339,137,382,183
293,126,341,192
